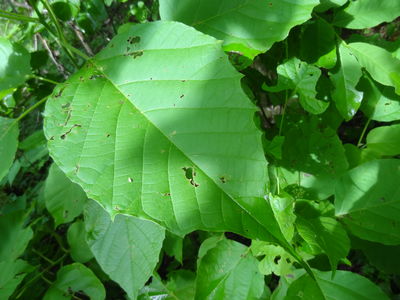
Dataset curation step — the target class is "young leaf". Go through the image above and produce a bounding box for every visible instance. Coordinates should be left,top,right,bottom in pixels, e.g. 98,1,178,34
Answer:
330,43,363,120
44,21,289,246
347,42,400,94
84,200,165,299
285,270,389,300
0,117,18,182
359,76,400,122
44,163,87,226
296,216,350,271
43,263,105,300
263,58,329,114
334,0,400,29
196,237,264,300
159,0,319,59
0,38,31,91
67,220,94,263
335,159,400,245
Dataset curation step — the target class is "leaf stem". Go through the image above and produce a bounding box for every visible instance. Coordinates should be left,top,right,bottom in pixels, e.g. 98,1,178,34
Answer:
0,9,40,23
357,118,371,147
30,75,60,85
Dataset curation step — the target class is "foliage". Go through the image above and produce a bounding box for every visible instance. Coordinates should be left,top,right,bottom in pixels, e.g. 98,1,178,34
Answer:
0,0,399,299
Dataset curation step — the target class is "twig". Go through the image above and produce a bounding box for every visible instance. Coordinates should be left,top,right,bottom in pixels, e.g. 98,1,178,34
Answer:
37,33,67,77
69,21,94,56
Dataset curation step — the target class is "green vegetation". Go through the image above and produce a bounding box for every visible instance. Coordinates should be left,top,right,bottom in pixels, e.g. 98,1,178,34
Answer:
1,0,400,299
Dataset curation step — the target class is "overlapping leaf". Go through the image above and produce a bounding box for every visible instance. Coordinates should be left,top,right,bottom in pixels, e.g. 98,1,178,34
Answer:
44,21,288,245
0,117,18,182
159,0,319,59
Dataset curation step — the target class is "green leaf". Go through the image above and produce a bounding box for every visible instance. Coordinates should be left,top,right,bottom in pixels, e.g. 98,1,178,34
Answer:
364,124,400,157
67,220,93,263
159,0,319,59
44,21,288,245
330,42,363,120
44,163,87,226
0,212,33,261
335,159,400,245
269,193,296,242
0,117,18,182
263,58,329,114
300,19,336,67
285,270,389,300
196,237,264,300
84,200,165,299
51,0,80,21
315,0,347,12
347,42,400,93
0,260,33,299
163,231,183,264
43,263,105,300
359,76,400,122
334,0,400,29
251,241,295,277
0,38,31,91
296,216,350,271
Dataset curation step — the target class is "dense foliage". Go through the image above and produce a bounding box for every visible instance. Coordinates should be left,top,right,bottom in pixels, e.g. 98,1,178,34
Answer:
1,0,400,299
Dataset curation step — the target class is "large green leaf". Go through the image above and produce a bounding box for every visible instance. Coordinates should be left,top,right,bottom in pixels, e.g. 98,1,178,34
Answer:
0,38,31,91
335,159,400,245
84,200,165,299
330,42,363,120
359,76,400,122
263,58,329,114
0,117,19,182
334,0,400,29
195,237,264,300
347,42,400,94
43,263,105,300
44,163,87,226
285,270,389,300
159,0,319,59
44,21,288,245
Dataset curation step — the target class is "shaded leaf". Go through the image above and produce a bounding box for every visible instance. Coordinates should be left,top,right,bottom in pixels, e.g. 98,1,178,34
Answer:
335,159,400,245
43,263,105,300
347,42,400,93
359,76,400,122
0,117,18,182
67,220,93,263
330,42,363,120
296,216,350,271
84,200,165,299
159,0,319,59
44,163,87,226
0,38,31,91
285,270,389,300
365,124,400,157
263,58,329,114
0,260,33,299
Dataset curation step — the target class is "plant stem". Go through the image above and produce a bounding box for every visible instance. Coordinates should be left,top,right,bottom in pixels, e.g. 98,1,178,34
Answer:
40,0,79,67
15,253,68,298
357,118,371,147
16,96,48,123
30,75,60,85
0,9,40,23
32,248,55,264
